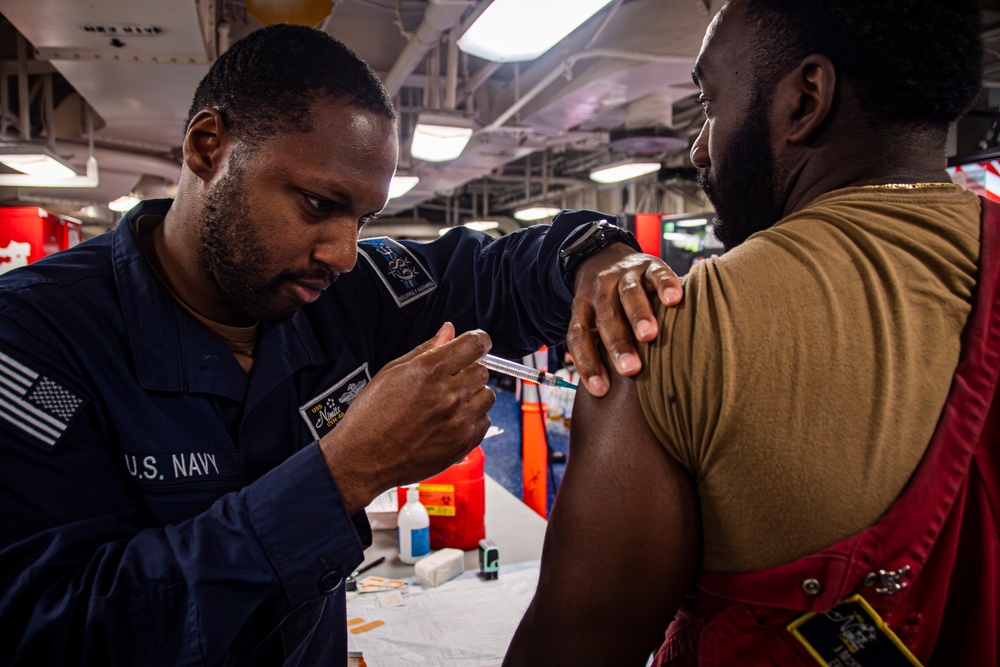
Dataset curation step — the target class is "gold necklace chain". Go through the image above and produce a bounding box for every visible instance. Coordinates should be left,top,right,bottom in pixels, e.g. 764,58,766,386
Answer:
857,182,954,190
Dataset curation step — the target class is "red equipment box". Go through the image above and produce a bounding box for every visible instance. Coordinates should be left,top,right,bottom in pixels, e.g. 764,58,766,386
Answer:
0,206,82,275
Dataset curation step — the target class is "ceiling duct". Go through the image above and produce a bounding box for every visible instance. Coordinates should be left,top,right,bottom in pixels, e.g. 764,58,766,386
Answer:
382,0,473,98
608,126,687,154
606,90,688,155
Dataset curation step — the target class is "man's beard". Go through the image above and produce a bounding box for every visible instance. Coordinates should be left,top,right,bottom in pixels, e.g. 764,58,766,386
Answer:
699,91,786,250
199,164,298,323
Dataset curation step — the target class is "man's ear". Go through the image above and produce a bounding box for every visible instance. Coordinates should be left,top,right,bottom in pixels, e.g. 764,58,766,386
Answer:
774,53,836,145
182,109,229,182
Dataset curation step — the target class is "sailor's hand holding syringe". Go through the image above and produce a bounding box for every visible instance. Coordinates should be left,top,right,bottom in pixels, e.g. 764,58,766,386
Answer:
318,323,495,516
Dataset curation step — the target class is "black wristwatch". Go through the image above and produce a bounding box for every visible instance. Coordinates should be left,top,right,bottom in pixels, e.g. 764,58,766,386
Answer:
558,218,643,284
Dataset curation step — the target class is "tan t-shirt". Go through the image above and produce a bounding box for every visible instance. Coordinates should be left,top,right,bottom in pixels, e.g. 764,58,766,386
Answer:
636,184,981,572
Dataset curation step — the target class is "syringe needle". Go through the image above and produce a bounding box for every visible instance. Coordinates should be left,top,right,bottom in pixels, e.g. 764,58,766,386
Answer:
553,377,578,390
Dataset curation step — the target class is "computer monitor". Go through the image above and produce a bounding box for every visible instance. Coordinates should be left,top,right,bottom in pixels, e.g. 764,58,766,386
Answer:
660,212,722,275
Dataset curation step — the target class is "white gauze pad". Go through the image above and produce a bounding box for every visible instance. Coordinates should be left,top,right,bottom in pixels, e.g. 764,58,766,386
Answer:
414,548,465,588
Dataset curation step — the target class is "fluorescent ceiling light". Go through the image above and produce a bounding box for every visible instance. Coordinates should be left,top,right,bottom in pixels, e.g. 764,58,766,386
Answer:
0,154,99,188
463,220,500,232
514,206,561,221
410,113,474,162
438,220,502,236
388,175,420,199
675,217,709,228
589,161,661,184
0,150,76,179
663,231,701,249
459,0,613,62
109,195,142,212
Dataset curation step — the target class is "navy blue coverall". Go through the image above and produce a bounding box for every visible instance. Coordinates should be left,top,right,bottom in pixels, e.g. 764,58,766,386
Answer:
0,199,597,665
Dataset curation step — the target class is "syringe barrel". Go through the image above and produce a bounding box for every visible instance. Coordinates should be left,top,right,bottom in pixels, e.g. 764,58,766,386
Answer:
478,354,554,386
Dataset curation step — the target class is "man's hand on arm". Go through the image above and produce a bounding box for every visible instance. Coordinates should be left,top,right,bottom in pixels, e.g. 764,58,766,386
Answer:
568,243,682,396
317,323,496,515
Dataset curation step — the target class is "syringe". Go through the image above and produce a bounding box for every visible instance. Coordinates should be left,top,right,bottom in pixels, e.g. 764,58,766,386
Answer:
478,353,578,390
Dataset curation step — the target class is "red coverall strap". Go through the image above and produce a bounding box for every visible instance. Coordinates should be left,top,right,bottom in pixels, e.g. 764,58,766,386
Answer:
658,195,1000,666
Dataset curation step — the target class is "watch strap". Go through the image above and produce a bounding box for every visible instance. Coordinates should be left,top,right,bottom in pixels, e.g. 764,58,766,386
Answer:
558,219,643,284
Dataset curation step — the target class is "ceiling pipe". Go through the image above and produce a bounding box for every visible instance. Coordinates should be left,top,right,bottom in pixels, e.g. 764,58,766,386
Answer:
78,144,180,180
382,0,474,98
195,0,218,60
444,29,460,109
486,174,586,187
542,149,549,201
1,73,8,137
483,48,692,133
524,153,531,200
455,61,501,107
427,41,441,109
17,34,30,141
43,74,55,151
585,0,628,49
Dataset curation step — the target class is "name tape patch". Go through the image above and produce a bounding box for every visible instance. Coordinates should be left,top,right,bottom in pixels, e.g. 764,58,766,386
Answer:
0,347,86,451
299,364,371,441
357,237,436,307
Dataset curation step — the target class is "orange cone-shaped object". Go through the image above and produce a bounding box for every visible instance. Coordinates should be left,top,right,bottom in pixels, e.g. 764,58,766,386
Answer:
520,352,548,518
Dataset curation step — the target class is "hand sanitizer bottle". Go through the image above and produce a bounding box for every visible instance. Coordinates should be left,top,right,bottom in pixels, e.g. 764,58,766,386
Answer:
397,484,430,564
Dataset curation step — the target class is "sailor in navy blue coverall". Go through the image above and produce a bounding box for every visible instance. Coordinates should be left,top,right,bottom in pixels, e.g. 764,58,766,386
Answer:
0,24,681,667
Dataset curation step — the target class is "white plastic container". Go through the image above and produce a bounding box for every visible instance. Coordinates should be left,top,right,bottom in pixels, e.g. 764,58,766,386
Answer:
397,484,430,564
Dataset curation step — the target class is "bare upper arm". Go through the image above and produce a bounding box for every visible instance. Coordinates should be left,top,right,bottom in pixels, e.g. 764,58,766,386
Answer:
504,368,699,666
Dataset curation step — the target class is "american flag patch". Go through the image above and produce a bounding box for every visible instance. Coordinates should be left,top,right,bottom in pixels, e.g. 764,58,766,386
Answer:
0,348,86,449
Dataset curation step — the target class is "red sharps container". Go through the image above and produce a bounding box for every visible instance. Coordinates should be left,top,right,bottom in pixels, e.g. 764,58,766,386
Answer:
398,446,486,550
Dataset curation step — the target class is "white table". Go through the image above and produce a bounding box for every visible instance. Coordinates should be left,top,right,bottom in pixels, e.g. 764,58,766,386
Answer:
346,476,548,667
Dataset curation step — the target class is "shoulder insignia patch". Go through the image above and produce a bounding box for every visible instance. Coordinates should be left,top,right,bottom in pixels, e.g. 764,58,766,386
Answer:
0,347,87,451
357,237,436,307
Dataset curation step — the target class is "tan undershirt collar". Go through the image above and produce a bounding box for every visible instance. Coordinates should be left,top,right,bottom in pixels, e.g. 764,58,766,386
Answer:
134,214,259,373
